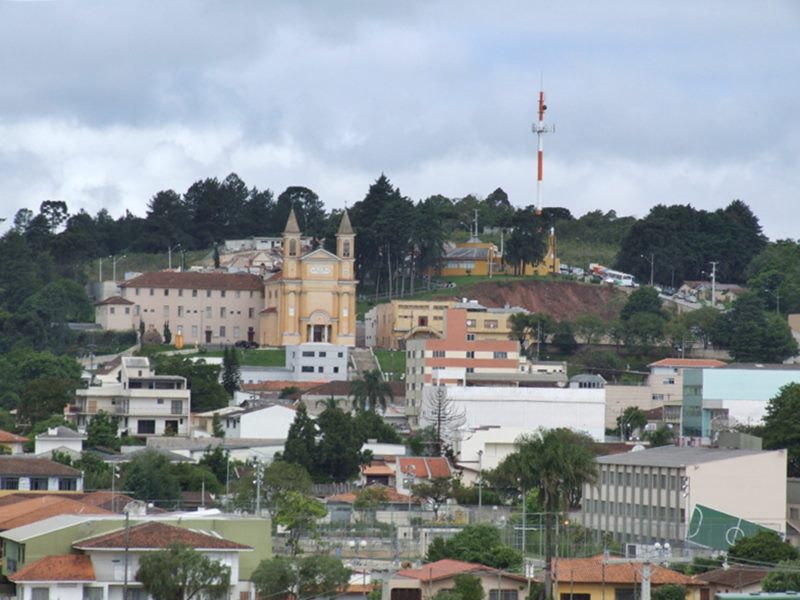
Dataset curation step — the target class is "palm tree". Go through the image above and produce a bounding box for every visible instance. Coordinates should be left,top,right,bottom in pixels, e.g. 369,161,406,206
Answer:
500,428,597,600
350,369,393,413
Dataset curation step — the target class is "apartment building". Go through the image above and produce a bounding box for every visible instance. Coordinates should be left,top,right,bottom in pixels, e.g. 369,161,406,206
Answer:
366,299,525,350
682,363,800,442
647,358,726,428
115,271,264,346
581,446,787,548
70,356,191,438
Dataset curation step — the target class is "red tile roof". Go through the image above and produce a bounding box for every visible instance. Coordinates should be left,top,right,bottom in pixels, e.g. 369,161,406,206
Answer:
648,358,726,368
397,559,527,583
362,464,395,477
242,381,321,393
94,295,134,306
695,566,768,587
327,484,413,505
0,457,81,477
0,429,27,444
397,457,451,479
0,496,112,530
10,554,95,582
120,271,264,292
74,521,252,551
550,556,699,586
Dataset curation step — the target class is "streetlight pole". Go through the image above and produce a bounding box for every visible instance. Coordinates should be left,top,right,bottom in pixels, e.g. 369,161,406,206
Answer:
111,254,127,282
641,253,654,286
477,450,483,521
168,243,181,270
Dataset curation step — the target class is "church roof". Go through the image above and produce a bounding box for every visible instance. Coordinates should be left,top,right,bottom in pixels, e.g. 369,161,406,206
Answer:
284,207,301,234
337,209,354,235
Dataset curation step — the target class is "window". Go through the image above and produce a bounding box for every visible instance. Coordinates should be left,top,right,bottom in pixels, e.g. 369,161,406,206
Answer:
234,326,240,338
418,316,428,327
149,288,154,296
192,289,198,297
319,352,327,357
466,367,475,373
163,305,169,317
466,319,476,328
220,307,227,318
84,588,104,600
58,478,77,491
301,366,314,373
432,350,445,358
171,400,183,415
135,288,140,296
333,367,339,373
0,477,19,490
219,326,226,337
125,307,130,315
32,589,49,600
343,239,351,257
178,306,184,317
110,307,115,315
137,420,156,435
178,289,183,297
206,290,212,298
235,290,240,298
205,307,212,319
485,319,499,329
489,591,518,600
135,305,141,316
467,333,475,341
289,239,297,256
221,290,226,298
318,366,324,373
663,378,675,385
164,289,169,296
191,325,198,338
338,352,344,358
493,351,508,359
561,594,591,600
466,351,475,359
248,308,255,318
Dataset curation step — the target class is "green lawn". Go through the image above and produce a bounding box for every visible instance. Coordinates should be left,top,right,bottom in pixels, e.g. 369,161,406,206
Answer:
187,348,286,367
374,349,406,380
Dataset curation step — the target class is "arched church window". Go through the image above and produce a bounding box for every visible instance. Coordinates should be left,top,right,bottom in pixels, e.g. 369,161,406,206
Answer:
343,240,351,257
289,239,297,256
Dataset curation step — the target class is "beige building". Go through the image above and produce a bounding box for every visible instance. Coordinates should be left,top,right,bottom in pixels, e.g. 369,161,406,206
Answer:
366,299,524,350
94,296,135,331
581,446,787,548
260,209,357,347
116,271,264,346
70,356,191,438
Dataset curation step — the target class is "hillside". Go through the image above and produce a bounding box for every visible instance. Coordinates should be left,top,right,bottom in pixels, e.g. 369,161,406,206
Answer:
457,279,627,321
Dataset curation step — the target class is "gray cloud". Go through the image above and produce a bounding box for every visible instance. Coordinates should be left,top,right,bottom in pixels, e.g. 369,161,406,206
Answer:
0,0,798,238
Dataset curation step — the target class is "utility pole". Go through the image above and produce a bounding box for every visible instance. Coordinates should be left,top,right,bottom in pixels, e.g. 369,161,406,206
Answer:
709,261,718,308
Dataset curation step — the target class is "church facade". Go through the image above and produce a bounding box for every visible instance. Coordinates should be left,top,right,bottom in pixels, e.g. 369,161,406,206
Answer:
259,208,358,347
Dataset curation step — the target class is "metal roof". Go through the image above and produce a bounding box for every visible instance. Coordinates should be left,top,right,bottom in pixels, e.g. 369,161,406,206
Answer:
595,445,772,467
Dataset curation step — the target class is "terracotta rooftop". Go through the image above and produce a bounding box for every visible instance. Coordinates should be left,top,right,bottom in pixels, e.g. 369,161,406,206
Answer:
10,554,95,582
242,381,321,393
302,381,406,399
120,271,264,292
0,457,81,477
0,429,28,444
94,295,134,306
397,559,526,583
327,484,412,505
0,496,112,530
648,358,727,368
362,463,396,477
74,521,252,551
397,457,451,479
549,556,700,586
695,566,769,587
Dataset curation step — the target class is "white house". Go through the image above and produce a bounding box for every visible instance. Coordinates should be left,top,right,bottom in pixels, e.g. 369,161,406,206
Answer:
70,356,191,438
0,457,83,492
223,404,301,440
34,427,86,456
11,521,252,600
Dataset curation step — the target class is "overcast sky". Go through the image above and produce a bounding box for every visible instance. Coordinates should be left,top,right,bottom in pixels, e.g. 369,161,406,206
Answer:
1,1,798,240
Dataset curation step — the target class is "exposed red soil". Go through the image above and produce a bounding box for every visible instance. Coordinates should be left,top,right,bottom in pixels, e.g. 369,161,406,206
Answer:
456,279,627,322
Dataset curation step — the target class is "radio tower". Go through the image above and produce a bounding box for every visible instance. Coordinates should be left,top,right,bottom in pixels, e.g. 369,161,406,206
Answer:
532,89,553,216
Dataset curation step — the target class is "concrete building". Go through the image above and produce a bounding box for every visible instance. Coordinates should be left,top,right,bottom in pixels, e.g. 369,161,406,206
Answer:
366,299,525,350
223,404,300,440
647,358,727,430
580,446,787,548
386,559,528,600
682,364,800,443
424,384,605,441
261,209,357,347
70,356,191,438
116,271,264,346
34,427,86,456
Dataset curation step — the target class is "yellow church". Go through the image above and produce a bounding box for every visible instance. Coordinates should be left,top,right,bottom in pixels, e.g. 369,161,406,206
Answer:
260,208,358,347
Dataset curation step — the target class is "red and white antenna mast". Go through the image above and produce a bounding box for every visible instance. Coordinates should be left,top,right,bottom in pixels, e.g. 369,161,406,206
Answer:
532,88,553,216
